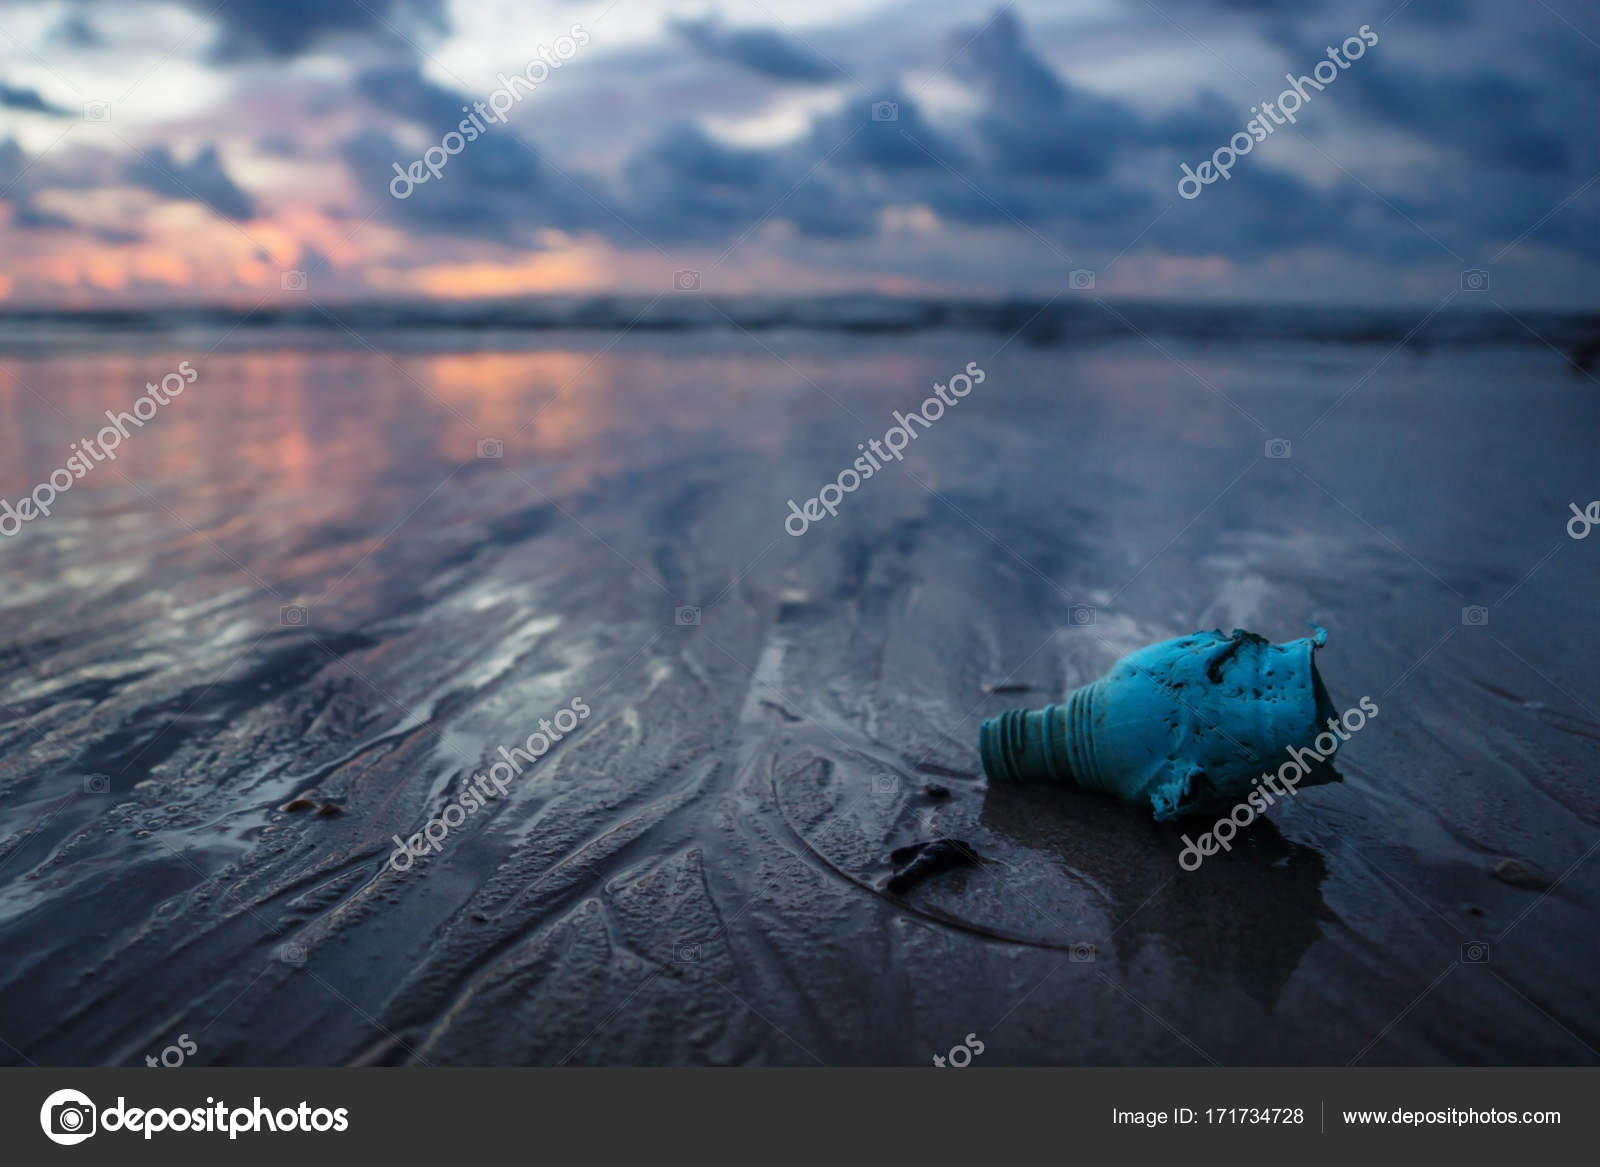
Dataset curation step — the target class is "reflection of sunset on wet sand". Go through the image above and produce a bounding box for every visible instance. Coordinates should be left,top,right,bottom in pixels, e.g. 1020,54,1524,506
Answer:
420,350,610,463
2,321,1600,1074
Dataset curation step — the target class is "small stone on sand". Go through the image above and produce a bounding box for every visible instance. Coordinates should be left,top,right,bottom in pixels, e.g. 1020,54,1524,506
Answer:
1491,858,1549,890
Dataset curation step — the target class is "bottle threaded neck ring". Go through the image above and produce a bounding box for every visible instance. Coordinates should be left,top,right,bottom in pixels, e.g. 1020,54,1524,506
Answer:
980,705,1074,784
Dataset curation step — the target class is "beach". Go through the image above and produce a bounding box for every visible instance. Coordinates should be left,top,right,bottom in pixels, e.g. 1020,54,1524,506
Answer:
1,308,1597,1065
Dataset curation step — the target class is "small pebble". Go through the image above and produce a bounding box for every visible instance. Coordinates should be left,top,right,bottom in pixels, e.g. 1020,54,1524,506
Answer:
1491,858,1550,890
281,797,317,812
923,784,952,799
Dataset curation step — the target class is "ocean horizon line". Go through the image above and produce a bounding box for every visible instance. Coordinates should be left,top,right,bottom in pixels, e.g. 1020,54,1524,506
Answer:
1,294,1596,361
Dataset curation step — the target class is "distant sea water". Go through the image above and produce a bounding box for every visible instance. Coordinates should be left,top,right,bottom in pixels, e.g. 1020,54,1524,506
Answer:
0,295,1597,361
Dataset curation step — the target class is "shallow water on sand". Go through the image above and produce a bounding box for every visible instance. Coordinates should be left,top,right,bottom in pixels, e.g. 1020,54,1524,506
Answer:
1,330,1597,1065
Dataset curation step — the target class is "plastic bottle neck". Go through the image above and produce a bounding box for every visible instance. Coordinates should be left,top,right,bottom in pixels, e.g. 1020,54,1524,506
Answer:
979,683,1101,790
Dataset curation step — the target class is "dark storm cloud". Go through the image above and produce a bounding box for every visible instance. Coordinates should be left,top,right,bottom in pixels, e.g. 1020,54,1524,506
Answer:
0,135,23,188
618,121,875,241
619,124,791,239
2,137,140,240
344,127,566,242
670,16,845,82
947,5,1139,177
806,91,976,170
356,63,473,129
1155,165,1393,257
1258,20,1582,177
1359,68,1573,173
7,198,74,229
9,196,142,243
325,3,1593,279
184,0,448,60
48,12,103,47
0,81,69,115
949,10,1234,177
0,0,450,61
596,9,1223,246
343,9,1340,257
346,65,599,242
124,145,256,221
1186,0,1595,186
1181,0,1470,24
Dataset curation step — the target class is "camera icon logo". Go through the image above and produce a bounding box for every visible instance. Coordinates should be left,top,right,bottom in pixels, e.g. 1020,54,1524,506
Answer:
675,606,701,626
281,270,307,292
1068,603,1096,626
1461,941,1489,963
83,774,111,795
871,774,900,796
82,101,112,122
1265,438,1292,459
1069,941,1097,963
673,270,701,291
477,438,504,460
675,942,702,963
1461,605,1489,627
40,1088,97,1145
1068,269,1095,290
276,941,307,964
871,100,899,121
280,605,308,627
1460,269,1490,292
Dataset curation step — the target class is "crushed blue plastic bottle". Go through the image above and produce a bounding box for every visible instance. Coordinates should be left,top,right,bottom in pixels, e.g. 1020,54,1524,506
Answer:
979,626,1341,820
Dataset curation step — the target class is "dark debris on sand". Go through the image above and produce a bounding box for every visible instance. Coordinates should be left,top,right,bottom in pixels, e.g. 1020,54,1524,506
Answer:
884,838,982,895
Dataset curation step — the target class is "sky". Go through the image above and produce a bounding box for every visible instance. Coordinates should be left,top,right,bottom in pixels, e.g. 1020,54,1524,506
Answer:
0,0,1596,308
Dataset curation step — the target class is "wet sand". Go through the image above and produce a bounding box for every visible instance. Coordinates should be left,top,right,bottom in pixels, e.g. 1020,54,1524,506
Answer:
1,323,1597,1065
